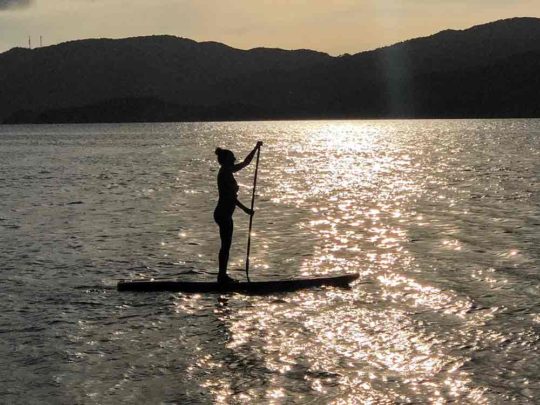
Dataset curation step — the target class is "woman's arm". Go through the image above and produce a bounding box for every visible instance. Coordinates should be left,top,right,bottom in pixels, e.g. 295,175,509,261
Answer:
233,141,263,172
236,199,254,216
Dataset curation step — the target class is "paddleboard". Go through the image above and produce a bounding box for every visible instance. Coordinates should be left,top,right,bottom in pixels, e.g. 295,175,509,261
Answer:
117,273,359,294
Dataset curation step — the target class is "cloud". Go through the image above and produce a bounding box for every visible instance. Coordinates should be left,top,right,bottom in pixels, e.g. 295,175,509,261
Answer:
0,0,32,10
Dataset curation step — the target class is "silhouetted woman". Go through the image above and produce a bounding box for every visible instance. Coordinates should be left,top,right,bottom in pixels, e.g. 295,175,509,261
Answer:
214,142,263,284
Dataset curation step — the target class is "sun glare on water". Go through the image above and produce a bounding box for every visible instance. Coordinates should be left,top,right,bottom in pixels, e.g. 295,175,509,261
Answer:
166,121,500,403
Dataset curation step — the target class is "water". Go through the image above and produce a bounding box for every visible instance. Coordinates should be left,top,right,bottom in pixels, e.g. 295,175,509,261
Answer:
0,120,539,404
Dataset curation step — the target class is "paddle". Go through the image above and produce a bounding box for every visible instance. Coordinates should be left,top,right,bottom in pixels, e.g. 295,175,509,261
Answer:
245,143,261,282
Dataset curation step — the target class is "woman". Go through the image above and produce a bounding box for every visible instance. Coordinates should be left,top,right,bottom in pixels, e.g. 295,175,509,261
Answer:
214,141,263,284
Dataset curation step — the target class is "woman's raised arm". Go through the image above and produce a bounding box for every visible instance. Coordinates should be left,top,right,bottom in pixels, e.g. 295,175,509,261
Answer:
233,141,263,172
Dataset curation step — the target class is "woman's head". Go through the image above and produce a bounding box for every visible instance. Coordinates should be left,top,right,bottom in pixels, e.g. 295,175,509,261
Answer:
215,147,236,166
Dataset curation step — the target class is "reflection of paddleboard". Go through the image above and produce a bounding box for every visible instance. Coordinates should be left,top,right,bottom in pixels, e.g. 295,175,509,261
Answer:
117,273,359,294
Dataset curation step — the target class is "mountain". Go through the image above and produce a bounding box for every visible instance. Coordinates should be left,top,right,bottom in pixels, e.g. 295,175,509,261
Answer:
1,17,540,123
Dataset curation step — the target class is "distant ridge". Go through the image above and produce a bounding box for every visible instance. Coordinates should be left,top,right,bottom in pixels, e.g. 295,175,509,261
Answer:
1,17,540,123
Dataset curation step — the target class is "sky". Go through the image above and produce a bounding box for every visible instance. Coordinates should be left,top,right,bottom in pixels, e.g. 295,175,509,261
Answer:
0,0,539,55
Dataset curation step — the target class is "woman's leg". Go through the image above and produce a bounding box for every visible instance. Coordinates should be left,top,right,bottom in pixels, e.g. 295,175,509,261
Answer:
217,218,233,280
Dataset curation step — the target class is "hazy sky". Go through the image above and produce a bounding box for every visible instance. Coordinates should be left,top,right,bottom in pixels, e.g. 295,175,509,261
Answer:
1,0,539,55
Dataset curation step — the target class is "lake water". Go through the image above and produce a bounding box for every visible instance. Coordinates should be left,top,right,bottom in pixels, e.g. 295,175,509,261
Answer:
1,120,539,404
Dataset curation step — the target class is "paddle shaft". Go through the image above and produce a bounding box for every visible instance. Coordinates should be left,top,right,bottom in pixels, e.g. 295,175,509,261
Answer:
245,146,261,282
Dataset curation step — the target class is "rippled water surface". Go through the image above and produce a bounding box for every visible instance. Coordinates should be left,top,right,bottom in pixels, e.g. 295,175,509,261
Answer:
1,120,539,404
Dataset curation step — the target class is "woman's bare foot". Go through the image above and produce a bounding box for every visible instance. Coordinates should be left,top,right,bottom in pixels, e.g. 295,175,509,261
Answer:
217,274,239,284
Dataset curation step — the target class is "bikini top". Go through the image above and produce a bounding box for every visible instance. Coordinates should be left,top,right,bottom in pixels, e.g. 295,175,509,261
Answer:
217,168,239,202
